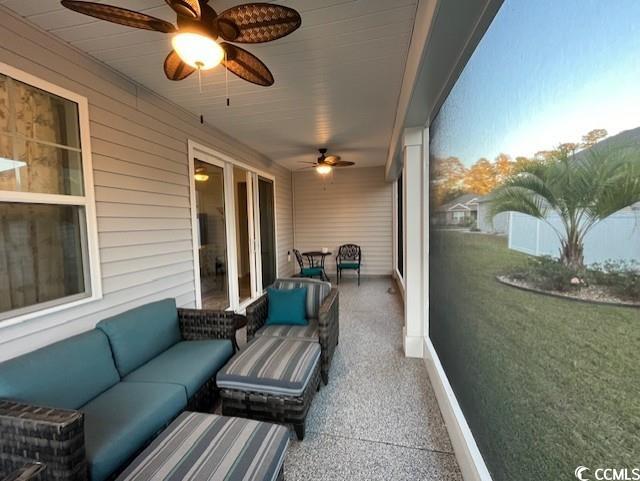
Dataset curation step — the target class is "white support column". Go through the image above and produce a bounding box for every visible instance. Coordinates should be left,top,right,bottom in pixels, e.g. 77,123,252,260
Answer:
403,127,425,358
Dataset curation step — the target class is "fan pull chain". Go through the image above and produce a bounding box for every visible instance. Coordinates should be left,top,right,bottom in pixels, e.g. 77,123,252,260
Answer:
225,50,230,107
196,63,204,124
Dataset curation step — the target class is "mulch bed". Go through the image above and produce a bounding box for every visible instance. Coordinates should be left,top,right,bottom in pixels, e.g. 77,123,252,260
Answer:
496,275,640,308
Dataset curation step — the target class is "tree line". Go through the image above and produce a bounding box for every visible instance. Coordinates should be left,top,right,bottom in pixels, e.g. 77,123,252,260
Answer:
431,128,608,206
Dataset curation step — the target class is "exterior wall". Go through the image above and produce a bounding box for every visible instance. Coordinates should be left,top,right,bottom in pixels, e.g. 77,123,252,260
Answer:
0,11,294,361
477,203,509,234
509,210,640,264
293,167,392,276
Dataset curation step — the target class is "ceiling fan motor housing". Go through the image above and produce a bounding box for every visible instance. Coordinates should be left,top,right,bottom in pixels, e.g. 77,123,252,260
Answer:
176,10,217,39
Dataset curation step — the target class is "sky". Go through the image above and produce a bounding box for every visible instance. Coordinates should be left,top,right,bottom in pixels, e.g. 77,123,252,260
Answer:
430,0,640,167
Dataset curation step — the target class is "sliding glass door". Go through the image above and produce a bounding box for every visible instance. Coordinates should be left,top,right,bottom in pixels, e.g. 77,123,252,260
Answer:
233,166,254,304
256,177,277,289
194,160,229,310
191,147,277,311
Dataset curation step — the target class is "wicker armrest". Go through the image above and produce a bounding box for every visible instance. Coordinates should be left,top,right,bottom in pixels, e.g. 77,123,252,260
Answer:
0,401,87,481
318,288,339,383
318,288,339,342
178,308,237,344
1,462,46,481
246,294,268,341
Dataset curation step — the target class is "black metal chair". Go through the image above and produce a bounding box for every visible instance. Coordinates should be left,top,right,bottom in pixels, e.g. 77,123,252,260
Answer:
294,249,325,280
336,244,362,286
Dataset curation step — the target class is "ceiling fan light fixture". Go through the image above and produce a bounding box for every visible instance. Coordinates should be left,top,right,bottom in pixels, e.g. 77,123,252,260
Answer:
316,164,332,175
194,168,210,182
172,32,224,70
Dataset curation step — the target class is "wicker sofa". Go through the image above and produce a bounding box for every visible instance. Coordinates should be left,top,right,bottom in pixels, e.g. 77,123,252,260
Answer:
246,278,339,385
0,299,237,481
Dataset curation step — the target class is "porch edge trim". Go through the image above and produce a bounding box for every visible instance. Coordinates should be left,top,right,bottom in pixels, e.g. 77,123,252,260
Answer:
423,338,493,481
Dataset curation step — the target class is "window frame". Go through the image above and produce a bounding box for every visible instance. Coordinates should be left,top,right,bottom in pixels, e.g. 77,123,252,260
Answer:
0,62,102,327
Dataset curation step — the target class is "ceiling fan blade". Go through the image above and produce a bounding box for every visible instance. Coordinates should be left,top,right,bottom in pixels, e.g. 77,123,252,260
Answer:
216,3,301,43
298,161,318,164
221,43,274,86
164,50,196,80
165,0,200,18
331,161,356,167
323,155,341,165
60,1,177,33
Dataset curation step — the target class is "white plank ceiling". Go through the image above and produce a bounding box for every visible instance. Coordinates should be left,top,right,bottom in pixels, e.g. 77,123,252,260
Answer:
0,0,418,170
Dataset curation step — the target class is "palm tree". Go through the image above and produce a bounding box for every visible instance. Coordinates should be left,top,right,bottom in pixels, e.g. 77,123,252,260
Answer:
490,147,640,269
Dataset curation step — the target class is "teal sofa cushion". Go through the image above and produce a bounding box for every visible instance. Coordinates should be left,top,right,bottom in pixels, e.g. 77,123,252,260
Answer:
338,262,359,269
81,381,187,481
266,287,308,326
97,299,182,377
124,340,234,398
0,330,119,410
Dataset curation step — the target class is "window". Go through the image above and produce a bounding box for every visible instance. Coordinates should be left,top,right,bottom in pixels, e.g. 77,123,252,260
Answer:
429,1,640,480
452,211,465,222
0,64,100,323
396,172,403,278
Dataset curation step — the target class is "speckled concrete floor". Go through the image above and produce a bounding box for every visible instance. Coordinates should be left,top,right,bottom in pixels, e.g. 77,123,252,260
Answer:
284,277,462,481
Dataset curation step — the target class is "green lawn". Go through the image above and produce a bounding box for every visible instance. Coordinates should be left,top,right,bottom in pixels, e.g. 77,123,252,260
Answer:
429,231,639,481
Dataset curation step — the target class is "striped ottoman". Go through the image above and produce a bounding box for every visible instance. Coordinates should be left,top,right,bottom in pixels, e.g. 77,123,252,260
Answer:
116,412,288,481
217,337,321,440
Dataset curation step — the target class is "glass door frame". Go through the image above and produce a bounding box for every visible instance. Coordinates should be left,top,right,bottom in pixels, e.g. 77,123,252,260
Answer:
188,140,278,312
253,175,277,292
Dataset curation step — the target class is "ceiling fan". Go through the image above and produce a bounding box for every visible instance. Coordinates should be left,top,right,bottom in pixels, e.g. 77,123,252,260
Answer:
300,148,355,175
60,0,302,87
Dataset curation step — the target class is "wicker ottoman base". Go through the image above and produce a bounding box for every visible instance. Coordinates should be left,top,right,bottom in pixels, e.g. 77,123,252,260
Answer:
220,361,321,440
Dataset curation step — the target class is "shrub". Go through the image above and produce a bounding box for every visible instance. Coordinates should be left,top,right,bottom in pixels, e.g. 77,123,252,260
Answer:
587,260,640,301
508,256,586,292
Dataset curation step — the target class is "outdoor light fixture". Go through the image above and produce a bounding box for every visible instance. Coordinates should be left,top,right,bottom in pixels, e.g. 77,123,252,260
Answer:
194,168,209,182
172,33,224,70
316,164,332,175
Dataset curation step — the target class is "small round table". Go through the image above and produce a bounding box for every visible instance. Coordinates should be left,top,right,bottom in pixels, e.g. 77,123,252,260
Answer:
302,251,332,281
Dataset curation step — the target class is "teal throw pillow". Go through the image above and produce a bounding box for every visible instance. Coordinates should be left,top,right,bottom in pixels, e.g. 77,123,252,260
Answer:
266,287,308,326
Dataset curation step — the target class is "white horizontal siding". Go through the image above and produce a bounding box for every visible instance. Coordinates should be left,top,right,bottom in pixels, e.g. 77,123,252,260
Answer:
0,11,294,361
293,167,392,276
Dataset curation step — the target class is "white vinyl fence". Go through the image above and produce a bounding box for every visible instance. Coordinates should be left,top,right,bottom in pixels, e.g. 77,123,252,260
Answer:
508,210,640,265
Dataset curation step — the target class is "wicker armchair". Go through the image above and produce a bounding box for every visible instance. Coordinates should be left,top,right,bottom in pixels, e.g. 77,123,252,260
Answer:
0,308,237,481
246,282,339,385
1,462,46,481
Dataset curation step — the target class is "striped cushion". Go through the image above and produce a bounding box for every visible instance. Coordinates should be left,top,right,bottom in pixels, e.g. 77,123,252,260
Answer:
255,319,319,341
273,277,331,319
217,337,320,397
115,412,288,481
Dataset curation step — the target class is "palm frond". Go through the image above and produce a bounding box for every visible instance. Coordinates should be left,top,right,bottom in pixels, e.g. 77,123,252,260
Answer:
489,186,548,219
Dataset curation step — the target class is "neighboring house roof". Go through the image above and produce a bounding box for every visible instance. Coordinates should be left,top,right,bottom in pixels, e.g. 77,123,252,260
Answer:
476,193,496,204
436,194,480,212
448,203,473,212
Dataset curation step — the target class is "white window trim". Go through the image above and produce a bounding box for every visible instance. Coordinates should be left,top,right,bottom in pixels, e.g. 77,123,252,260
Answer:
187,140,279,312
0,62,102,328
